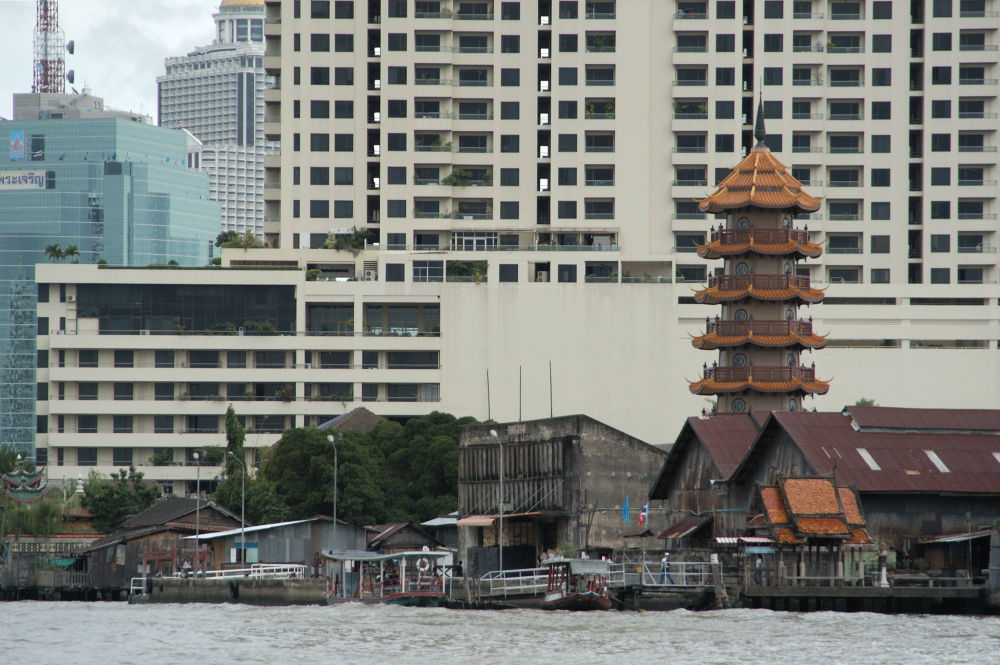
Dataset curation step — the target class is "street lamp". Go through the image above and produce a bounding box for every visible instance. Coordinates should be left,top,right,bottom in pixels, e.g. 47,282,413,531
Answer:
227,451,246,565
327,434,340,551
490,429,502,575
193,451,200,572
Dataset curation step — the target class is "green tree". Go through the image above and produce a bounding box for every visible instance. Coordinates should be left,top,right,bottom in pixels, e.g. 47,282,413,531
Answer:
214,405,248,516
81,467,161,533
855,397,878,406
3,496,64,538
214,230,240,247
0,445,19,474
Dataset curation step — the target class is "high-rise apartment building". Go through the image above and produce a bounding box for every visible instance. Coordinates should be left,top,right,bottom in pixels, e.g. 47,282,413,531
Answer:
31,0,1000,487
158,0,277,238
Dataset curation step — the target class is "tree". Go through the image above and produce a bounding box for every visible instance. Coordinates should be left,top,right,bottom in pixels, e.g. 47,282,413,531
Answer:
214,230,240,247
214,405,248,516
854,397,878,406
81,467,161,533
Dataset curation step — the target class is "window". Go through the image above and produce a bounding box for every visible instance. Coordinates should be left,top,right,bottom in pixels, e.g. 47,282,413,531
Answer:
334,201,353,218
872,34,891,53
871,101,891,120
334,34,354,51
114,350,133,368
294,33,301,52
155,350,174,368
558,100,577,119
501,2,520,20
557,265,578,283
763,100,782,118
77,416,97,435
77,447,98,464
716,34,735,52
558,167,578,186
387,166,406,185
931,234,951,252
311,1,330,18
930,201,951,219
388,0,406,17
500,101,520,119
872,135,890,153
387,33,407,51
113,415,133,434
500,201,519,219
715,134,734,152
309,166,330,185
933,0,952,16
310,100,329,118
715,100,735,119
871,68,891,86
413,261,444,283
931,167,950,185
311,33,330,51
387,133,406,151
79,382,98,400
293,66,300,85
387,100,406,118
333,167,353,185
335,67,354,85
871,169,890,187
387,66,406,84
716,68,735,86
560,0,578,17
871,236,890,253
558,134,577,151
334,133,353,151
113,448,133,467
499,265,518,282
501,35,520,53
871,201,890,220
764,1,784,17
387,200,406,217
385,264,404,282
763,34,783,52
763,67,783,86
872,0,891,17
932,33,952,51
310,67,330,85
931,134,951,152
310,200,330,218
293,133,301,151
930,268,950,284
931,100,951,118
500,168,519,186
558,201,577,218
335,100,354,118
500,135,520,152
501,68,520,86
334,1,353,18
559,34,578,52
871,269,890,284
559,67,578,85
932,66,951,85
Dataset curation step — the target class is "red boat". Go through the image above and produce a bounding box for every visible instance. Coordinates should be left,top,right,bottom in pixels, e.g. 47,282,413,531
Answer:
541,558,612,611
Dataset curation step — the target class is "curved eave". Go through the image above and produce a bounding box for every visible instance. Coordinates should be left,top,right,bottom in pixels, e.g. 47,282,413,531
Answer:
699,197,822,215
697,240,824,260
691,332,828,350
694,286,826,305
688,377,831,396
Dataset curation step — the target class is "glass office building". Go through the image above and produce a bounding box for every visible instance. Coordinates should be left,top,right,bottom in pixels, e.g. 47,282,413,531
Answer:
0,114,219,457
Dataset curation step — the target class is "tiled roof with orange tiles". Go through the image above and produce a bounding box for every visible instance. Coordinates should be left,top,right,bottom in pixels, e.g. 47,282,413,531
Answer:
694,284,825,305
698,147,822,214
796,517,851,535
783,477,841,514
775,527,803,544
847,528,873,545
761,486,790,524
698,239,823,260
689,376,830,396
838,487,865,526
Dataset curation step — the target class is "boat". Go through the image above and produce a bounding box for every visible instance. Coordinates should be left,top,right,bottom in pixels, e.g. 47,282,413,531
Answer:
322,549,450,606
541,558,613,611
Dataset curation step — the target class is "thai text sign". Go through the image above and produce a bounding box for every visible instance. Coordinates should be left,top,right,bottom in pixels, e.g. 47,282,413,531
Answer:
0,171,47,189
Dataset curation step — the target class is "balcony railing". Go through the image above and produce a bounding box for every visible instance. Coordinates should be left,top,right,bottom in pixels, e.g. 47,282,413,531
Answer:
709,228,811,246
830,12,862,19
672,179,708,186
959,44,999,51
792,112,824,119
959,179,997,186
704,318,815,338
792,44,825,52
792,145,823,153
793,12,825,18
827,46,864,53
958,145,997,152
700,365,819,383
828,179,860,187
959,78,998,85
706,273,813,291
958,245,996,253
958,111,999,118
792,78,824,85
828,113,864,120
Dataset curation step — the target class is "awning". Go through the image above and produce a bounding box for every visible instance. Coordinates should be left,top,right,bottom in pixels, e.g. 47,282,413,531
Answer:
918,530,994,545
457,515,496,527
620,528,655,538
659,515,713,539
715,536,776,546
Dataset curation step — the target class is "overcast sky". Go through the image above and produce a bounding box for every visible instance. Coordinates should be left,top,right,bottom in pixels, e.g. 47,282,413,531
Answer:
1,0,219,120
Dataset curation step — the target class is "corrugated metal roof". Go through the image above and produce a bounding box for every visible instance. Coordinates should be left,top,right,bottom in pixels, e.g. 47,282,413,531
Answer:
659,515,713,539
715,536,775,545
846,406,1000,432
689,414,764,478
771,411,1000,493
918,530,995,544
456,515,496,527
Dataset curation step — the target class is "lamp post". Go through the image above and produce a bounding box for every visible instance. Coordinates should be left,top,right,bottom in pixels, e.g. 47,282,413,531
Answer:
193,451,200,572
227,451,246,565
327,434,340,551
490,429,502,575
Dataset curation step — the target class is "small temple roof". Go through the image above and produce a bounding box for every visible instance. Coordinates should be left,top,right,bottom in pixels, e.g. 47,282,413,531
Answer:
689,373,830,397
698,148,822,214
759,478,871,545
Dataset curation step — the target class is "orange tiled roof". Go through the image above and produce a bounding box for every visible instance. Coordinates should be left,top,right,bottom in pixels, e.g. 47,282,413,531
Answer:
698,146,822,214
692,330,827,351
796,517,851,536
760,487,789,524
689,375,831,396
838,487,866,526
698,238,823,260
783,478,841,515
847,528,873,545
694,283,825,306
757,477,873,545
774,527,803,544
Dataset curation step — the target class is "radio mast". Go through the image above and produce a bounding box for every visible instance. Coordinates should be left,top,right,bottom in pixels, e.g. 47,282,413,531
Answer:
32,0,67,94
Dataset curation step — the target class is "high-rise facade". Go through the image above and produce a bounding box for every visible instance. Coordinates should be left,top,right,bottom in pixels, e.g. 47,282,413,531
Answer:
28,0,1000,486
158,0,277,238
1,92,218,456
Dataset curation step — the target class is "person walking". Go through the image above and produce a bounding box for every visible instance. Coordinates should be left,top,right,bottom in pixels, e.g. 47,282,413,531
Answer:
754,555,763,586
661,552,676,585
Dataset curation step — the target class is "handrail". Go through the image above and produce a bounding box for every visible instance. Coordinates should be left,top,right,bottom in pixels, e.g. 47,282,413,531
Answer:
478,561,715,597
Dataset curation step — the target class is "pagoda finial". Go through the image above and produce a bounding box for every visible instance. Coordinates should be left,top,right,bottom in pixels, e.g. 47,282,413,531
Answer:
754,90,766,146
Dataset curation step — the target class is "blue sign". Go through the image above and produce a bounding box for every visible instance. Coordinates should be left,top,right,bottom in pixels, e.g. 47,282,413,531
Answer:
10,131,24,160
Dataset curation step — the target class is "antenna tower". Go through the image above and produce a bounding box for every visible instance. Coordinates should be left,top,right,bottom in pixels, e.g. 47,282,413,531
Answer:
32,0,65,94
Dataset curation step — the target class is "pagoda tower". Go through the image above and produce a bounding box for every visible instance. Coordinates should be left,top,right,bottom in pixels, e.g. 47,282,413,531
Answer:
689,104,830,414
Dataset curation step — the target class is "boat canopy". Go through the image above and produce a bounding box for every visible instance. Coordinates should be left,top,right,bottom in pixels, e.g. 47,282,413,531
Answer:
322,549,449,562
546,558,610,575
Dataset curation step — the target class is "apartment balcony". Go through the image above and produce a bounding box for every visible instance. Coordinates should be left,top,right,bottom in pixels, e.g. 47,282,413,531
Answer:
793,12,825,18
959,78,999,85
958,112,999,119
959,179,998,186
792,146,824,153
958,145,998,152
959,44,999,52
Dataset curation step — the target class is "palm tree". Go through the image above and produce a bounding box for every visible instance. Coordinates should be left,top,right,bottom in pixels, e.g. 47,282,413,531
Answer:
44,244,64,261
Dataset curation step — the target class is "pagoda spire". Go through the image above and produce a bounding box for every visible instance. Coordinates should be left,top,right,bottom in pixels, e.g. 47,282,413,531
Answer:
754,91,766,146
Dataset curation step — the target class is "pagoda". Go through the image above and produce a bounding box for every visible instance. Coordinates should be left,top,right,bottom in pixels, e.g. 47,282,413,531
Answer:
689,102,830,414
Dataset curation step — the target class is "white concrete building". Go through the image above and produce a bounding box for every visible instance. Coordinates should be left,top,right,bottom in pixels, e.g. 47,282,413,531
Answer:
33,0,1000,488
158,0,277,238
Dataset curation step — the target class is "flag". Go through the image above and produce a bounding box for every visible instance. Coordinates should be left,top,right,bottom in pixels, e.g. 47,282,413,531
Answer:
83,151,89,161
622,496,629,522
58,152,66,160
638,503,648,528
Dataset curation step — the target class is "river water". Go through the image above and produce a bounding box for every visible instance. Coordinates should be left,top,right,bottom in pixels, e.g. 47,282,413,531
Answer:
3,602,997,665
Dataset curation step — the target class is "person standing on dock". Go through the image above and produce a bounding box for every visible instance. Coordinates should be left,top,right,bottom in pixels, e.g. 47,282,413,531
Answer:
661,552,675,585
754,556,763,586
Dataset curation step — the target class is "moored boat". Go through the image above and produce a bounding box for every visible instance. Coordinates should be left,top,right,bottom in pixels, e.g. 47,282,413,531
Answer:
541,558,612,611
323,549,449,606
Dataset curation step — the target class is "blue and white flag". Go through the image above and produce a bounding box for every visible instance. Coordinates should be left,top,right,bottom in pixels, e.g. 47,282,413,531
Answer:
622,496,629,522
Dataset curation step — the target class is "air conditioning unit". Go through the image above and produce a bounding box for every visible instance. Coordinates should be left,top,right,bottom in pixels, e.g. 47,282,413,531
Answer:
140,329,150,335
540,80,550,92
373,79,381,89
539,178,550,191
373,46,381,57
540,48,550,59
364,269,378,281
372,112,381,123
539,113,550,125
372,177,381,189
540,15,550,25
373,145,381,156
539,145,549,158
66,295,76,302
536,270,550,282
238,327,245,336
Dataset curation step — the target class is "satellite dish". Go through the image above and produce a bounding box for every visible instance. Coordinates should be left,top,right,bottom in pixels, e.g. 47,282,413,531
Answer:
66,40,75,54
66,70,75,84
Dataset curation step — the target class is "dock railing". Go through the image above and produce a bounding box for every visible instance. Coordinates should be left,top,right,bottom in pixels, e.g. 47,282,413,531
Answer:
609,561,715,588
480,567,549,597
130,564,308,597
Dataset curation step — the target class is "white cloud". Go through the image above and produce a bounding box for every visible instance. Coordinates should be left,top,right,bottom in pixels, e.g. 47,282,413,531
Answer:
1,0,217,119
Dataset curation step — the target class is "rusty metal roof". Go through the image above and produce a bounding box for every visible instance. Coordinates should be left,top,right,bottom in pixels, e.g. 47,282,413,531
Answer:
768,411,1000,494
845,405,1000,432
689,413,767,478
658,515,713,540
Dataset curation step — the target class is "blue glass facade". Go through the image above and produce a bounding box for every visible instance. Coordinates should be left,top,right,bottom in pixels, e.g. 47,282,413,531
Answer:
0,118,219,456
